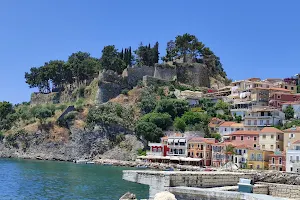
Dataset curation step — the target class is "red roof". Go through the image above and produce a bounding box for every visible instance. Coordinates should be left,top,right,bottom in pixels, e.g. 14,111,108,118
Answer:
219,121,236,127
230,130,259,136
260,127,284,134
293,140,300,144
283,127,300,133
188,137,216,144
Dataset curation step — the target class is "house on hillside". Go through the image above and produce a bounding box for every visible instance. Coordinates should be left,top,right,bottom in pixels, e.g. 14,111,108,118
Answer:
218,122,236,136
243,106,285,131
208,118,224,132
282,102,300,119
259,127,284,152
269,93,300,109
226,130,259,149
247,149,273,170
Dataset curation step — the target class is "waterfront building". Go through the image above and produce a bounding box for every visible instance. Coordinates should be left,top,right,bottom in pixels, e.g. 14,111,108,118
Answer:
268,151,286,171
283,126,300,151
167,134,188,157
286,140,300,173
187,137,216,166
233,144,252,169
211,142,235,167
259,127,284,152
247,149,273,170
147,142,164,156
226,130,259,149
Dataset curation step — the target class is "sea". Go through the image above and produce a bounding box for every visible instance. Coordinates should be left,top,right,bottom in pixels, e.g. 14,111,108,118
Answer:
0,159,149,200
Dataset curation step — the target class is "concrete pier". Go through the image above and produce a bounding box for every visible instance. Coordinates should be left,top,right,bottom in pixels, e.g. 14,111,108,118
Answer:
123,170,254,199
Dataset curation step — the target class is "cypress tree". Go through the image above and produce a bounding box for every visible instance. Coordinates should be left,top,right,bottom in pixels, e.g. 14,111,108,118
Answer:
120,48,124,60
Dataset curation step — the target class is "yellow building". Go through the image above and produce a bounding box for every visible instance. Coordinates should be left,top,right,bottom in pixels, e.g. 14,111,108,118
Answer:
283,126,300,151
247,149,273,170
259,127,284,152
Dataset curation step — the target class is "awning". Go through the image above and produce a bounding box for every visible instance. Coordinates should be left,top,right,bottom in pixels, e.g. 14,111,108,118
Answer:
179,139,186,143
174,139,179,143
167,139,174,143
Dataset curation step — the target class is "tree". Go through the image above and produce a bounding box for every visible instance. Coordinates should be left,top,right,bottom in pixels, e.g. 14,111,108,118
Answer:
0,101,14,119
224,144,235,163
174,117,186,133
152,42,159,64
134,42,159,66
135,121,163,142
284,105,294,120
209,132,221,141
155,99,189,119
100,45,126,74
215,100,230,114
140,112,172,130
162,40,177,62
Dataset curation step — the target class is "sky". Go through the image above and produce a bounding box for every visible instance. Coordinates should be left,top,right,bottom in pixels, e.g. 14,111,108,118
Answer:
0,0,300,104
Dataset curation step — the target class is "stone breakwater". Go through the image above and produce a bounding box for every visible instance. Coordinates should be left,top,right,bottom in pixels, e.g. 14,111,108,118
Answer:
93,159,210,171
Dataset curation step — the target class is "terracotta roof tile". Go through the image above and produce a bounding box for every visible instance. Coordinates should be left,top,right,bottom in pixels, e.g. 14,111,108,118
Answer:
260,127,284,133
230,130,259,135
283,127,300,133
188,137,216,144
293,140,300,144
219,121,236,127
230,123,244,127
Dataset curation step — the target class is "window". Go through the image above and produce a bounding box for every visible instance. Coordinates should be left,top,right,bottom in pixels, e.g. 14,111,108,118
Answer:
262,145,265,149
277,135,280,140
277,95,281,99
200,153,203,158
196,153,199,157
260,120,263,125
244,150,246,154
198,144,200,148
279,157,282,165
291,87,294,90
257,165,260,169
248,120,251,125
188,144,191,148
254,137,257,141
232,136,236,140
291,167,293,172
254,144,257,148
231,128,234,131
285,86,288,89
297,156,299,162
272,157,275,164
289,133,295,138
263,135,266,139
208,145,210,148
247,136,250,140
225,128,227,131
241,136,244,141
188,152,190,157
290,156,293,162
277,145,280,149
207,153,209,158
254,120,257,125
271,145,274,149
271,135,274,139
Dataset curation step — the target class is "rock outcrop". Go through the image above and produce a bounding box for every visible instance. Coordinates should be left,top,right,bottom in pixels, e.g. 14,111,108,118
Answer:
0,124,143,161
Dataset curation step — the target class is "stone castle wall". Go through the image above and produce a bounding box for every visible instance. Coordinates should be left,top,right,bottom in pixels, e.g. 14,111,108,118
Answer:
176,63,210,88
125,66,155,87
153,64,177,81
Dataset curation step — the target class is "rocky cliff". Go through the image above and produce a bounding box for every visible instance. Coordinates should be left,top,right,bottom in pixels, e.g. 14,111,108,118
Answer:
0,123,143,161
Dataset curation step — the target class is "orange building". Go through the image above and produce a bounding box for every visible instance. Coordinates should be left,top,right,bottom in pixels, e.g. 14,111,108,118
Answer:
188,137,216,166
268,151,286,171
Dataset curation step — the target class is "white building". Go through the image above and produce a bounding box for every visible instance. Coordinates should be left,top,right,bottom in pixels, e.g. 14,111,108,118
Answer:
167,135,188,157
218,122,244,136
147,143,163,156
244,106,285,131
286,140,300,173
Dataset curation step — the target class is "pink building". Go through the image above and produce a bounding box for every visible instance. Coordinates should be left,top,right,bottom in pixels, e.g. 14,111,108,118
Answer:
227,130,259,149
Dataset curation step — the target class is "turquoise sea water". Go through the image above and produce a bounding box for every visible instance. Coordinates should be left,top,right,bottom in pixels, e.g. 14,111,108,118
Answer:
0,159,148,200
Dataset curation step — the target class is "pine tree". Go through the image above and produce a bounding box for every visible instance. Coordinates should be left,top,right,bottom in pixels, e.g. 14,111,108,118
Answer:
120,48,124,60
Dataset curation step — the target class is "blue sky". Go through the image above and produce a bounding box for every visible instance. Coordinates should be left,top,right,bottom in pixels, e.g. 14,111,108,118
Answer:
1,0,300,104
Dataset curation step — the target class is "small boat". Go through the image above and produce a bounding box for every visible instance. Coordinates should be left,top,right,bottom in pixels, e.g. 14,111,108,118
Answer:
74,159,89,164
103,163,113,166
136,165,148,169
164,167,174,171
86,161,95,164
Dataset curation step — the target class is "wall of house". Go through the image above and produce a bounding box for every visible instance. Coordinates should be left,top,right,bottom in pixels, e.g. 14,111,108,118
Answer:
259,133,283,152
283,132,300,151
268,156,286,171
231,135,258,148
187,142,212,166
286,150,300,172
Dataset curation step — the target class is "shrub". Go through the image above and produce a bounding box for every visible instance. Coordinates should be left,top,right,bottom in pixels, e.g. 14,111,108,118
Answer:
137,148,146,156
57,104,68,111
121,89,129,95
78,86,86,98
138,87,157,114
115,134,126,144
34,107,53,124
